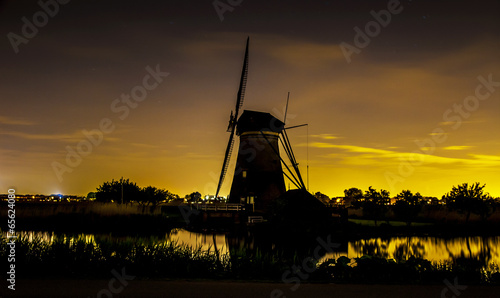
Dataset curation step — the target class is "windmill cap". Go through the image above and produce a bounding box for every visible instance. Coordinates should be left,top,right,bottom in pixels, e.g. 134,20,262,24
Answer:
236,110,284,134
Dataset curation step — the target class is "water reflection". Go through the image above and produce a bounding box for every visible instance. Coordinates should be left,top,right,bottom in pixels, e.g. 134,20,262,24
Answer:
3,229,230,254
345,236,500,269
4,230,500,269
169,229,228,254
226,228,345,264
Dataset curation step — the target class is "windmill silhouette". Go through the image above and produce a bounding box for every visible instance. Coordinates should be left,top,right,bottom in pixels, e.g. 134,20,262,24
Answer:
215,37,306,213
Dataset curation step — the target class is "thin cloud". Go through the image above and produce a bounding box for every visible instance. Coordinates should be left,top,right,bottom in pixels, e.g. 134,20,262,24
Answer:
469,154,500,162
306,142,500,167
442,146,474,151
0,130,82,141
262,37,347,68
0,116,36,126
179,33,346,70
304,142,393,155
130,143,159,149
440,121,481,126
429,132,449,137
310,134,341,140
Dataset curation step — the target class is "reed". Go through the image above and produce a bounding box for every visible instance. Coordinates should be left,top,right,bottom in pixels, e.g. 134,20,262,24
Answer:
1,234,499,284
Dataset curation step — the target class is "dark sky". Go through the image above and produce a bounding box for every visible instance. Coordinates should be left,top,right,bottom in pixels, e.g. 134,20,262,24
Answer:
1,0,499,197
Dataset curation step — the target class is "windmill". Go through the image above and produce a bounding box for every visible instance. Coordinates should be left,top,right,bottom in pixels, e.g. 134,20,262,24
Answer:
215,37,306,213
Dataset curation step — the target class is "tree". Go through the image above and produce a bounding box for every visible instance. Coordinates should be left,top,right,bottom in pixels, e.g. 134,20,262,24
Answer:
96,178,141,204
140,186,175,207
393,190,423,226
96,178,177,207
185,191,202,203
344,187,363,208
364,186,390,205
396,190,423,206
362,187,390,226
443,182,495,222
314,192,331,205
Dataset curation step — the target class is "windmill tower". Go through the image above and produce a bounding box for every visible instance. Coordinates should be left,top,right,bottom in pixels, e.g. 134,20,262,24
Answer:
228,110,286,212
215,38,306,213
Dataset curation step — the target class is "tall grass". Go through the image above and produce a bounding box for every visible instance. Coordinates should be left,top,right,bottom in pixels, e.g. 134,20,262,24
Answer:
1,234,499,284
1,234,226,278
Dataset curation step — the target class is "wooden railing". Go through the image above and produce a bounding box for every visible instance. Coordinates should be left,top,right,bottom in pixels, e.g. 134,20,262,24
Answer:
247,215,264,223
192,203,245,212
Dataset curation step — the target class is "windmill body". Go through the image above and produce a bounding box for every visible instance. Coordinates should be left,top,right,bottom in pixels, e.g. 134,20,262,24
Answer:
228,110,286,212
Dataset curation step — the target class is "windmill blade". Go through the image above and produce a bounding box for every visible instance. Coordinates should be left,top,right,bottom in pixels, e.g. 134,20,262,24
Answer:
285,123,308,130
234,37,249,119
215,37,250,198
215,125,236,198
284,92,290,124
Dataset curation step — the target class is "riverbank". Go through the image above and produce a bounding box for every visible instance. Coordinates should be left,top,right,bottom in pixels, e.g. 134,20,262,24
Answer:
7,279,500,298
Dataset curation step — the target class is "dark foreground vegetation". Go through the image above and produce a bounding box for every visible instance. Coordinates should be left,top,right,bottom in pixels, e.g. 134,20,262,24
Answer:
1,235,499,285
2,181,500,286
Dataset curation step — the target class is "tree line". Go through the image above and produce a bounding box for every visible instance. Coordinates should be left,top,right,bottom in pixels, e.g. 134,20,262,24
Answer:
95,178,188,207
94,178,205,208
339,182,498,225
95,179,498,224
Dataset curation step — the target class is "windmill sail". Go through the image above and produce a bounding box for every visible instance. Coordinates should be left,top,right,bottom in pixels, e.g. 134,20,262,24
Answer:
215,37,249,198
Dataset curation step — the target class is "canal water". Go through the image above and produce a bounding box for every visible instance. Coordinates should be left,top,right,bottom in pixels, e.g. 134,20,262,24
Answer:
5,229,500,269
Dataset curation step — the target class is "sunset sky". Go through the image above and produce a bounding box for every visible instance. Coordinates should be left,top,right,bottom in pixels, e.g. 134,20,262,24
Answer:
1,0,499,198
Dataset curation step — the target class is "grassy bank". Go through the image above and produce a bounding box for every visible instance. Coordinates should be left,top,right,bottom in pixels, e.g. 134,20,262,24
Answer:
2,235,499,285
0,202,187,234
